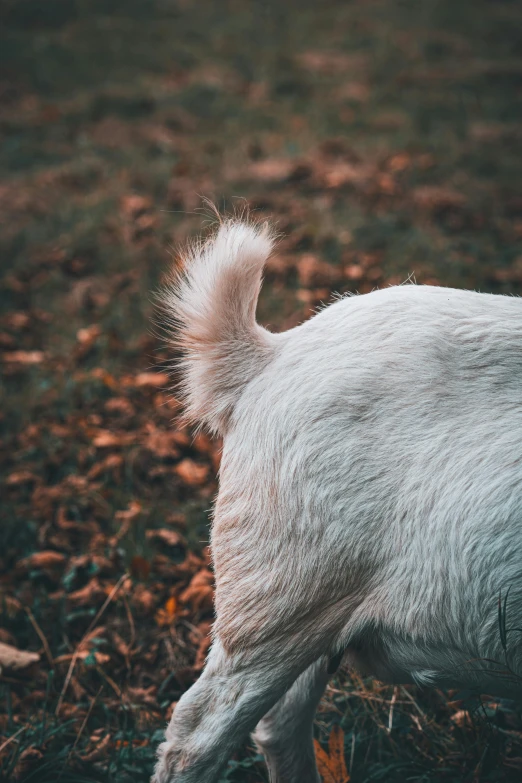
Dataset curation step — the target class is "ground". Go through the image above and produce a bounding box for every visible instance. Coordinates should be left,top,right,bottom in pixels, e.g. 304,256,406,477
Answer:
1,0,522,781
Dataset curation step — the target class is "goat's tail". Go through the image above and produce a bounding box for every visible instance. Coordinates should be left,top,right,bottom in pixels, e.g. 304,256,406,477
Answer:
162,219,277,436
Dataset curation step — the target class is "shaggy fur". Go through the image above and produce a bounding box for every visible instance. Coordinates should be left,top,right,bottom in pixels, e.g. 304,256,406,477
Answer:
154,220,522,783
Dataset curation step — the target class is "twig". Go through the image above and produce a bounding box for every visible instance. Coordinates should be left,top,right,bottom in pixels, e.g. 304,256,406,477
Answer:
122,591,136,652
55,572,128,716
59,685,103,781
95,664,122,698
387,686,398,733
0,725,27,755
349,729,356,777
24,606,54,668
400,686,427,721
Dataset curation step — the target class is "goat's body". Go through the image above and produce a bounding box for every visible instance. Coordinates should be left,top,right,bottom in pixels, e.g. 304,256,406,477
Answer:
155,224,522,783
217,285,522,695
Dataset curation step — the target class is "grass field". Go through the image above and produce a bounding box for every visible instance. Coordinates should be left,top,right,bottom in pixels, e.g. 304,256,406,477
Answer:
1,0,522,780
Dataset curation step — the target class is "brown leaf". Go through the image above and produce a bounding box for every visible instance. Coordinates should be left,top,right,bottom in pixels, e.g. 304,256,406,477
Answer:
2,350,45,364
321,162,372,189
146,528,185,548
113,501,143,544
345,264,363,281
90,367,119,390
131,585,157,615
67,578,106,606
55,507,99,534
80,732,112,762
142,423,180,459
155,595,178,626
87,453,123,480
104,396,135,416
190,433,211,454
0,642,39,673
76,324,101,346
174,458,209,486
413,186,466,211
192,621,212,671
451,709,473,728
121,194,152,217
112,630,131,659
248,159,294,182
12,746,44,780
134,371,170,388
5,471,40,487
314,726,350,783
125,685,157,707
298,50,366,75
18,550,67,572
179,568,214,611
92,429,135,448
296,254,338,288
387,152,411,172
130,555,151,581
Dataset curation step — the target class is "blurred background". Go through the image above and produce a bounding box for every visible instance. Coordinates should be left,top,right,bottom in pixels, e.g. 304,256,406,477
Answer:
1,0,522,781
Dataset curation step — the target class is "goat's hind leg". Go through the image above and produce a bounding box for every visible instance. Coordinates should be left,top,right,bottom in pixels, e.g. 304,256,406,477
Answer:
252,655,333,783
153,637,325,783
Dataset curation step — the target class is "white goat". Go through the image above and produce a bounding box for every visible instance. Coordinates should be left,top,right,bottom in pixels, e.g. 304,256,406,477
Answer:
153,220,522,783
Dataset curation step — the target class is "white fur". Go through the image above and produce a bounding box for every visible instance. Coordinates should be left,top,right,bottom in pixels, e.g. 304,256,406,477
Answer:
154,220,522,783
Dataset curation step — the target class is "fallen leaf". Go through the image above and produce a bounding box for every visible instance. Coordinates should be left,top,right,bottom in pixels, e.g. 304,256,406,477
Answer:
191,432,214,455
314,726,350,783
125,685,157,706
451,709,473,728
322,162,372,189
296,254,337,287
345,264,363,281
146,528,186,548
130,555,151,581
2,351,45,364
92,429,135,448
155,595,178,626
179,568,214,611
112,501,142,545
121,194,151,217
77,324,101,345
131,585,157,614
87,453,123,480
191,621,212,671
171,429,191,448
112,630,131,659
165,700,178,721
387,152,410,172
67,578,106,606
134,371,170,388
6,312,31,330
18,550,67,572
80,733,112,762
0,642,39,674
142,423,180,459
413,186,466,211
90,367,119,390
174,458,209,486
12,746,44,780
248,159,294,182
6,471,40,487
298,50,366,74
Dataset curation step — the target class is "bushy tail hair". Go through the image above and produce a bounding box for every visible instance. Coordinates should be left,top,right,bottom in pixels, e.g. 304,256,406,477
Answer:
162,220,277,436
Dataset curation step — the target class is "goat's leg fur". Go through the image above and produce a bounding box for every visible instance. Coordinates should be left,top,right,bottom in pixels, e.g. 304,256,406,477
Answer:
252,656,331,783
153,637,326,783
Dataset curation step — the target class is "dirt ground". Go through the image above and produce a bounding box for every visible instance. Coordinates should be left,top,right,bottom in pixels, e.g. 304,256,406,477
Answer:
1,0,522,780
